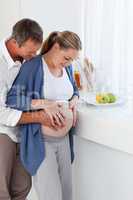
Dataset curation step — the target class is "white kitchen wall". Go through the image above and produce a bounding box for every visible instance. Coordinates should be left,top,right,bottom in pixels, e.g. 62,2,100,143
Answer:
0,0,20,39
0,0,83,39
20,0,83,38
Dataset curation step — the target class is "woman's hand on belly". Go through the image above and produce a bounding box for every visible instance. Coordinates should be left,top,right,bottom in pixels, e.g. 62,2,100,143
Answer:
32,99,66,129
41,106,73,137
44,102,66,128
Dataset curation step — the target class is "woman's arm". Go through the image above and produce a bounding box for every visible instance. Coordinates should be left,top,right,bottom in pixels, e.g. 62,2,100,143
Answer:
66,65,79,127
66,65,79,98
69,95,79,127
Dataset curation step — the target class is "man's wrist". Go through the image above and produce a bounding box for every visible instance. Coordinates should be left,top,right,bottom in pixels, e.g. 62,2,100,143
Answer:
31,99,44,109
18,110,44,125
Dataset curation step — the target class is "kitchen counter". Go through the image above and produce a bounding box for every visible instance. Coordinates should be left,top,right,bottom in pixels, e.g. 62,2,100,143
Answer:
28,98,133,200
75,99,133,155
72,99,133,200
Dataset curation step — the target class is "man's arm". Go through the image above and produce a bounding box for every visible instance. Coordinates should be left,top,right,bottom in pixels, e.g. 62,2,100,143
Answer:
6,89,66,127
17,110,57,128
17,106,65,129
0,77,60,128
0,78,22,127
17,111,42,125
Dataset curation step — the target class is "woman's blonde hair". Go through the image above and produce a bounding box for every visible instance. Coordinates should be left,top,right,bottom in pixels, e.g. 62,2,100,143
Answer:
40,31,82,55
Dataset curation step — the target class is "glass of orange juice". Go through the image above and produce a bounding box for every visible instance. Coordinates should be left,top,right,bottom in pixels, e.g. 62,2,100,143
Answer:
74,70,81,89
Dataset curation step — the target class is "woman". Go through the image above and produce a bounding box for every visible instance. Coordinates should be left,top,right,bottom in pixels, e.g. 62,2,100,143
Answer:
6,31,82,200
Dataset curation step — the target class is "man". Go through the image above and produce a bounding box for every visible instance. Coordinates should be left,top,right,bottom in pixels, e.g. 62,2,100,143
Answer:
0,18,65,200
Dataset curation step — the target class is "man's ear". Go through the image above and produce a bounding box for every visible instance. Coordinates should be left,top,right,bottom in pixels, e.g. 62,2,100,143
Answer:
11,39,19,47
12,38,17,44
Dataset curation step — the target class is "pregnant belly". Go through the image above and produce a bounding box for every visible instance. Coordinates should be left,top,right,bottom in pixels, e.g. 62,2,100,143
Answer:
41,107,73,138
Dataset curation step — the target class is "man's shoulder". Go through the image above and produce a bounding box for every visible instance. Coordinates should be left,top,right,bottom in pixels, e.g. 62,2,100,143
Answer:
19,55,42,76
0,39,11,71
24,55,42,66
0,54,8,72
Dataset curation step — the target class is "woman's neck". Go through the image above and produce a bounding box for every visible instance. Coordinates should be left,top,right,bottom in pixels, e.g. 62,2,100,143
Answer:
43,54,63,77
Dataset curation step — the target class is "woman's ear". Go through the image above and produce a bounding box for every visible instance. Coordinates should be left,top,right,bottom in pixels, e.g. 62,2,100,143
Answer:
53,42,60,50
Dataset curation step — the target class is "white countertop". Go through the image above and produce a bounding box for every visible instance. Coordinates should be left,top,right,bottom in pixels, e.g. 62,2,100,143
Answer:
76,98,133,155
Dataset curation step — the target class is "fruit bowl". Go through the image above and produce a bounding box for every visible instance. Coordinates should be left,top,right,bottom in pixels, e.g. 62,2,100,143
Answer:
81,93,125,106
96,93,116,104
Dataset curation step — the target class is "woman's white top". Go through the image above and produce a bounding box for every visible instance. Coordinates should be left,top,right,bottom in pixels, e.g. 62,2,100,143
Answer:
41,58,74,139
42,58,73,101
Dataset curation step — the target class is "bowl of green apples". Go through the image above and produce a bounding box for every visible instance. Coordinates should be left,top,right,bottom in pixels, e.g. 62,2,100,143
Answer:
96,93,117,104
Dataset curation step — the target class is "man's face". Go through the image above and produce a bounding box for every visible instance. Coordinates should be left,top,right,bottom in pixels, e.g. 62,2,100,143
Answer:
17,39,42,60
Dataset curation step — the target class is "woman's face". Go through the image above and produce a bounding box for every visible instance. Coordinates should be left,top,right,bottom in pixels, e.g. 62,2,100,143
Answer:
51,43,79,69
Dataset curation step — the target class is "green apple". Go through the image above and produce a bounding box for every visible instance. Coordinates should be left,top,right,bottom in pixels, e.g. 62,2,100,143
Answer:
107,93,116,103
99,94,110,103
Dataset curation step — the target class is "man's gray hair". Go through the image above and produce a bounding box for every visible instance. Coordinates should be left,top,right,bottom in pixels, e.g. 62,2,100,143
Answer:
11,18,43,46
